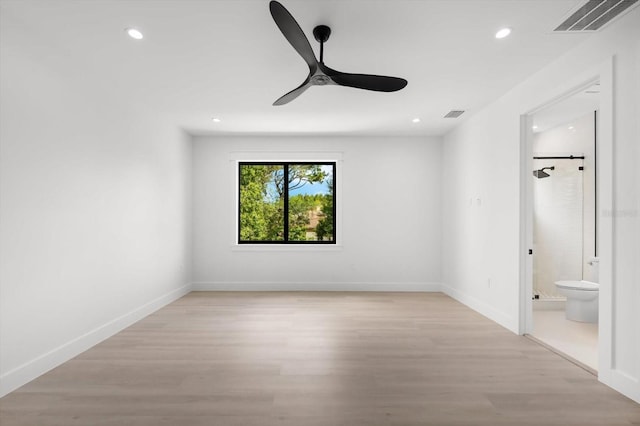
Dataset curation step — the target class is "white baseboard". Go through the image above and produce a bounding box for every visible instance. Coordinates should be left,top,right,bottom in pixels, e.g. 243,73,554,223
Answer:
440,283,517,333
192,281,442,292
600,368,640,404
0,283,191,398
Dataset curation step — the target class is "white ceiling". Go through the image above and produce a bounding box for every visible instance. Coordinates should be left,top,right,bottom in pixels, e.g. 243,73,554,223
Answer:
1,0,596,136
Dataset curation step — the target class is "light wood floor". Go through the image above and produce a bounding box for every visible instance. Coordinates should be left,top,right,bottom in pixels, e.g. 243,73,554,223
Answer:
1,292,639,426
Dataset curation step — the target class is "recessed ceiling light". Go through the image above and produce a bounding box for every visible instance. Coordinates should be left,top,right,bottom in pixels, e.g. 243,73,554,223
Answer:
495,28,511,39
532,125,538,130
126,28,143,40
212,117,221,123
568,126,575,130
412,118,421,123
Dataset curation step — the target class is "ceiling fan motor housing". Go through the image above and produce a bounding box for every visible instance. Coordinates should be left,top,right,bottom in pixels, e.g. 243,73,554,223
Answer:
312,75,331,85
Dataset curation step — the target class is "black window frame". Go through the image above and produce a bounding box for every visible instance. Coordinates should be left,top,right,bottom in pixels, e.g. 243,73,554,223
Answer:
238,161,337,244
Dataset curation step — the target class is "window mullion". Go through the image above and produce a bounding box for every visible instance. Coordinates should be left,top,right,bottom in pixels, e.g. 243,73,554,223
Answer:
283,163,289,242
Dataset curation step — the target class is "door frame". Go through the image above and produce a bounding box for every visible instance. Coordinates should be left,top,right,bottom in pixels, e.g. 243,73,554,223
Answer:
518,58,613,379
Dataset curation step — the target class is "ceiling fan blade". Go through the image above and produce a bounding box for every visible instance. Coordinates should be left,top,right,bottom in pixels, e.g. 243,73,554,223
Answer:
322,65,407,92
273,77,313,106
269,1,318,72
331,73,407,92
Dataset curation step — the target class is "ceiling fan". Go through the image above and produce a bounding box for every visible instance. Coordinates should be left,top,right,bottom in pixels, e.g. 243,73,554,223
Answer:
269,0,408,106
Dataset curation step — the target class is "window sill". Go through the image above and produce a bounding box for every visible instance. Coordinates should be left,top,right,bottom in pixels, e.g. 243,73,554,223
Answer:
232,244,343,252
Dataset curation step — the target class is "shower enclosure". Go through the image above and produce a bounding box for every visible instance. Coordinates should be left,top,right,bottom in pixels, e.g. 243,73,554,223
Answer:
533,156,585,299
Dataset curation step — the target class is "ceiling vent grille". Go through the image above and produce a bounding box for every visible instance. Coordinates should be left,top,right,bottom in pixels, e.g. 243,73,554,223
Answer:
444,110,465,118
554,0,638,32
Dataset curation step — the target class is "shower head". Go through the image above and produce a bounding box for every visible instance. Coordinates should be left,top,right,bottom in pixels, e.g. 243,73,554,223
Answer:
533,166,555,179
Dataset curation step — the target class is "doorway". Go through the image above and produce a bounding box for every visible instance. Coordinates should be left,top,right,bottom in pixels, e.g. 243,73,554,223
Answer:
519,60,614,378
531,104,598,370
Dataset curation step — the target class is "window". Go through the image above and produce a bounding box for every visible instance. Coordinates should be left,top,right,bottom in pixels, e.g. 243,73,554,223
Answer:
238,162,336,244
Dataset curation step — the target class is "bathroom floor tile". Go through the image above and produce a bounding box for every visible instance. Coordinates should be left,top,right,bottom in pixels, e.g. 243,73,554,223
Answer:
532,309,598,370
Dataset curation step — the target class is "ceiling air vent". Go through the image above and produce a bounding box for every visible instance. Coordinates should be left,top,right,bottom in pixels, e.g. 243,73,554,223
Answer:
444,110,465,118
554,0,638,32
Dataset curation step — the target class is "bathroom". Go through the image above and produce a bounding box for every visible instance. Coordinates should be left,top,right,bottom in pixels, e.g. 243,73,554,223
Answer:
530,84,599,371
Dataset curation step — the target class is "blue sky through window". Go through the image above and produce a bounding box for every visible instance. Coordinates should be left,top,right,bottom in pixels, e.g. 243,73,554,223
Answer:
262,165,332,200
289,165,333,196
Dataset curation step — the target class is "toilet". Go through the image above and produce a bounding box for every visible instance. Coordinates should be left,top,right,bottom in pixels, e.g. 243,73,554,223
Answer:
554,280,599,323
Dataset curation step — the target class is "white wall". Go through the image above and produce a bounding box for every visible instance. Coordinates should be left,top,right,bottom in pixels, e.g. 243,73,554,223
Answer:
0,12,192,396
442,8,640,402
192,136,441,291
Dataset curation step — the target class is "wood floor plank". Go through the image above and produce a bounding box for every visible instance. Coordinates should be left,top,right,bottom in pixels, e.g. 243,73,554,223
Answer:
1,292,639,425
